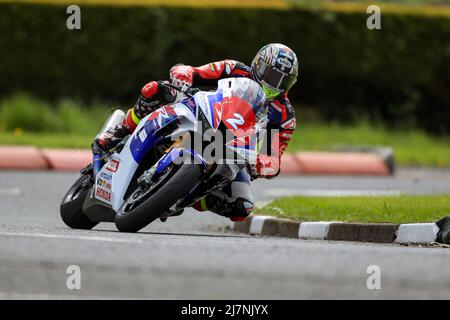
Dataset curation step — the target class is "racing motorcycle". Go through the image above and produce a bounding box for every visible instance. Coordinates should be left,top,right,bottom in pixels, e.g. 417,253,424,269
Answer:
60,78,268,232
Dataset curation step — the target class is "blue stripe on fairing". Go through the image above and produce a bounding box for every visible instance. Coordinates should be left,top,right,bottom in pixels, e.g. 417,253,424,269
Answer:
130,131,160,164
207,89,223,128
155,148,208,174
155,148,182,174
129,119,164,163
181,97,196,113
129,107,182,163
93,153,103,177
182,149,208,170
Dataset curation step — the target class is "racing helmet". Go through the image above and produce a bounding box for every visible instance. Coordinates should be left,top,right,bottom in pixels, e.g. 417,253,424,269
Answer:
251,43,299,100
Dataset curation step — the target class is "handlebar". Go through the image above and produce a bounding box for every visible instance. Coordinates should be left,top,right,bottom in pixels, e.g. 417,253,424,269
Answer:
160,82,199,98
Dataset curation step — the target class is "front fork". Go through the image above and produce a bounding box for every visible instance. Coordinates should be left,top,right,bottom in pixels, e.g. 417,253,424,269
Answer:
92,153,104,177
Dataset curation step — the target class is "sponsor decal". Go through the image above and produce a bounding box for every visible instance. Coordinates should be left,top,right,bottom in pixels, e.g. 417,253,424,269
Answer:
148,106,177,128
141,99,159,107
138,128,147,143
281,118,296,130
277,57,292,70
106,159,120,173
95,187,111,203
97,178,111,189
100,172,112,181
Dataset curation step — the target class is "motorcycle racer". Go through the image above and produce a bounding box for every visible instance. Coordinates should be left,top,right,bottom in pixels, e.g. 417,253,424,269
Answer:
94,43,299,222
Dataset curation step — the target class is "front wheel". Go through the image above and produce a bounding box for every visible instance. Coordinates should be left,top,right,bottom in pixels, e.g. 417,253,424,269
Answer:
115,164,203,233
60,171,99,230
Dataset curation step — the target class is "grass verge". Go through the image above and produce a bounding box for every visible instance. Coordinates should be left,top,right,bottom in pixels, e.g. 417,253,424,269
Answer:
287,122,450,167
0,93,108,136
0,93,108,148
256,195,450,224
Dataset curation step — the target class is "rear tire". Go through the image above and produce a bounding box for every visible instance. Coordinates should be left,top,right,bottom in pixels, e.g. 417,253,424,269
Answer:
115,164,202,233
60,173,99,230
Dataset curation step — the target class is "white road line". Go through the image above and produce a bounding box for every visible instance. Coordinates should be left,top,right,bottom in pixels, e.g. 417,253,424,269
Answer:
0,188,22,196
0,231,144,244
0,291,128,300
265,189,402,197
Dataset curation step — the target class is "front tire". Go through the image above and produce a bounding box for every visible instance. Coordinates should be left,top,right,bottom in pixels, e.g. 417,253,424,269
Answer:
60,172,99,230
115,164,202,233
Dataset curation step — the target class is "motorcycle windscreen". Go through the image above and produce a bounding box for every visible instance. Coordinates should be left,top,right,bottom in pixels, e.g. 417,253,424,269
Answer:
216,78,267,134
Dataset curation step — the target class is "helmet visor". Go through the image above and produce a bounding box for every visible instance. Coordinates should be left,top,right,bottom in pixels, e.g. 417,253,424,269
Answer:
255,59,297,93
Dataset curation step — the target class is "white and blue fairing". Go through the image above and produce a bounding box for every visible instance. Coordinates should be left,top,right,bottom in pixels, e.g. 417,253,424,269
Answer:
93,78,266,211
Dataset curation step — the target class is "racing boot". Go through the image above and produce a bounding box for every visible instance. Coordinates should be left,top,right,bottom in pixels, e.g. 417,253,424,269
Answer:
92,109,131,154
93,122,131,153
192,195,253,222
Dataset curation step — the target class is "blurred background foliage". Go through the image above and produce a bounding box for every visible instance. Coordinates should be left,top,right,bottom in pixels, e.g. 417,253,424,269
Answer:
0,0,449,166
0,1,449,134
7,0,450,7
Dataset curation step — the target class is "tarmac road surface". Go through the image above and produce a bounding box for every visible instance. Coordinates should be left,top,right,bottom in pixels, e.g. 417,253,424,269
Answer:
0,169,449,299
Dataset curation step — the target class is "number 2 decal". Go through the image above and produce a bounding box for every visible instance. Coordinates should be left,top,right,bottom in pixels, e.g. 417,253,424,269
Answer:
225,113,245,130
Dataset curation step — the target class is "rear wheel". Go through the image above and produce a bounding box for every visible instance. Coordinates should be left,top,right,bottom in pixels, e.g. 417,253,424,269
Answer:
60,171,98,230
115,164,202,233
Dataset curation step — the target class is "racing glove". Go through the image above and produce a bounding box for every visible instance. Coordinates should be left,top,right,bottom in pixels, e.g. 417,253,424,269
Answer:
247,154,280,180
133,80,176,120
